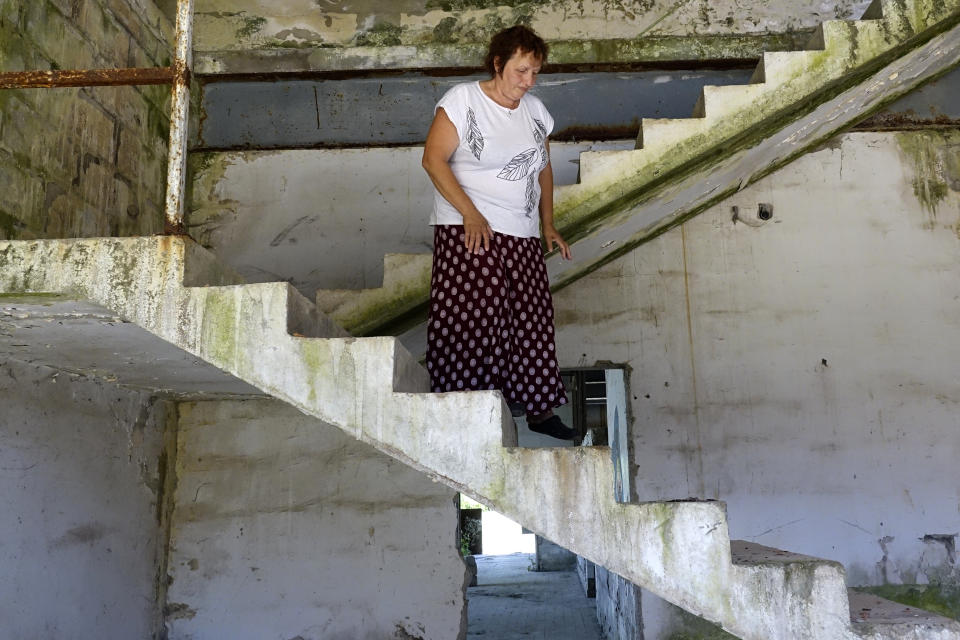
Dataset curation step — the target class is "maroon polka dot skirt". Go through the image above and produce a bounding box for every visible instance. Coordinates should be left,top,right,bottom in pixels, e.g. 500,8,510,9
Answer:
426,224,568,416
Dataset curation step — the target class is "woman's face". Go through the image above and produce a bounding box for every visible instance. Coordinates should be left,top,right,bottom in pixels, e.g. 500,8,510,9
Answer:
495,49,542,103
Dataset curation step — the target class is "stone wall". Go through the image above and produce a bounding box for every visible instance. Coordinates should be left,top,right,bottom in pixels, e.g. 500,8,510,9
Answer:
552,130,960,635
166,399,468,640
595,567,643,640
0,359,176,639
0,0,173,239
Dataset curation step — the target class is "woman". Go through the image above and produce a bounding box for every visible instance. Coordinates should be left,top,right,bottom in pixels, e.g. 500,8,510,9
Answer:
421,25,575,441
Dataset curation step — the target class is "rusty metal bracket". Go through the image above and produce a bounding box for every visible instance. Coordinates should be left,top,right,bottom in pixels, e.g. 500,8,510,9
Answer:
0,67,175,89
163,0,195,236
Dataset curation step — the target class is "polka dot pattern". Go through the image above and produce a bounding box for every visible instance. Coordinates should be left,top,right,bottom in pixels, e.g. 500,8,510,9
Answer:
426,224,568,415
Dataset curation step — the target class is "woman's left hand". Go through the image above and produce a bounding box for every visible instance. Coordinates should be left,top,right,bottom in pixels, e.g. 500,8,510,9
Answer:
543,224,572,260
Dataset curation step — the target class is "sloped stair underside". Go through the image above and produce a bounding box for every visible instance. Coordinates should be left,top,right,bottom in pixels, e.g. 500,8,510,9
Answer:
2,237,959,640
316,0,960,346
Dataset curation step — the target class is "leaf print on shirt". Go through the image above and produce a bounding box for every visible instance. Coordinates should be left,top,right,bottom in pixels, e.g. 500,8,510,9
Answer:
466,108,484,160
524,173,538,217
497,148,538,181
533,118,548,171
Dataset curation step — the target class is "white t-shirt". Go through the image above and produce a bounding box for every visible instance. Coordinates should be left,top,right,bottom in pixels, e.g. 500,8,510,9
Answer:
430,81,555,238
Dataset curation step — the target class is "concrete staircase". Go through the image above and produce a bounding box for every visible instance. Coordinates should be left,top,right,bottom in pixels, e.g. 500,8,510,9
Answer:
317,0,960,343
2,236,959,640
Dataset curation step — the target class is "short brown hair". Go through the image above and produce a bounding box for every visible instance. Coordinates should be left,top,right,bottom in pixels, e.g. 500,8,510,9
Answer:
483,25,548,77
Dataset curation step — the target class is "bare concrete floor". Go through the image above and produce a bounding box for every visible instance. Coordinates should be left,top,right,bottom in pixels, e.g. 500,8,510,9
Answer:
467,553,603,639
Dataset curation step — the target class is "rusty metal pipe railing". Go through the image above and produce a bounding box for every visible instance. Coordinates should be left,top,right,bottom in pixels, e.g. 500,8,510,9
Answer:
163,0,195,235
0,67,175,89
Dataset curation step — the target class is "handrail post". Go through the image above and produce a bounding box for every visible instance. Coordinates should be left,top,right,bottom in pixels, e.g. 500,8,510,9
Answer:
163,0,195,235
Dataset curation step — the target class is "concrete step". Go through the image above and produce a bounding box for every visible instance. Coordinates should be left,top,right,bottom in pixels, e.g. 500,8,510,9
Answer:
849,590,960,639
692,83,770,120
3,236,958,640
863,0,950,38
316,253,432,336
730,542,960,639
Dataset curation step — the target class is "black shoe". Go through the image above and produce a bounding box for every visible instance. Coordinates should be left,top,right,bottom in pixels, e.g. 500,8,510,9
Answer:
527,415,577,441
508,402,526,418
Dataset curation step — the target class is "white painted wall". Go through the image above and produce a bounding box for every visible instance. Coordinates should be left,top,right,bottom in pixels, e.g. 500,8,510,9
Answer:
0,360,172,639
167,398,468,640
552,131,960,604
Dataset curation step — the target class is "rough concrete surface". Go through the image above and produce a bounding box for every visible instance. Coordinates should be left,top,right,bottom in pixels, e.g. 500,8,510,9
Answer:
0,296,264,396
166,398,467,640
0,359,174,639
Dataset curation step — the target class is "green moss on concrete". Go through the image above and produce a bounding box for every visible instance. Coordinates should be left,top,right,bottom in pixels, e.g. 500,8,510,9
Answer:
235,14,267,40
145,98,170,143
298,340,333,406
0,210,21,240
355,22,405,47
186,153,239,247
199,289,240,367
855,584,960,620
425,0,546,10
265,39,320,49
895,130,956,216
0,291,63,299
432,16,460,43
106,243,140,294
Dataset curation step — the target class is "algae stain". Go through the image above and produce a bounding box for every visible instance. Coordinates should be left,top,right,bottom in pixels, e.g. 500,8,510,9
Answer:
355,21,405,47
235,14,267,40
199,289,240,367
854,584,960,620
0,209,25,240
895,131,956,222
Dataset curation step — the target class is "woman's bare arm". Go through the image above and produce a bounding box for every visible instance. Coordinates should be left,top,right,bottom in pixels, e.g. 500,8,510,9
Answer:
538,140,571,260
422,108,492,254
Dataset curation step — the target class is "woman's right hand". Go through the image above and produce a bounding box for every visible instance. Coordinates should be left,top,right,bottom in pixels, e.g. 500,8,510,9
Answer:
462,213,492,254
423,109,492,255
